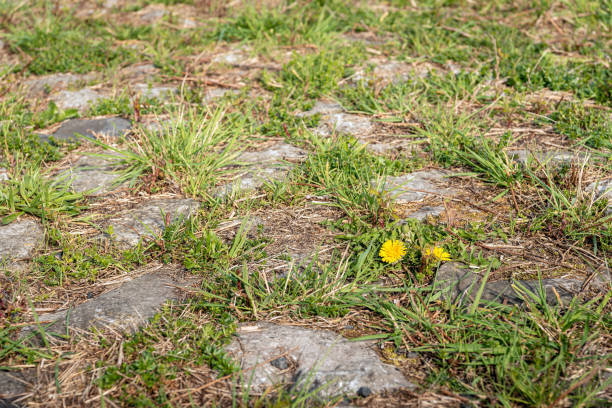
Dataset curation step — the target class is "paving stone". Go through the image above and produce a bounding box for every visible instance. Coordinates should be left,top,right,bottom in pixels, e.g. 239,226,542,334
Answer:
0,220,43,263
41,117,131,143
507,149,587,166
404,206,444,221
225,323,414,397
435,262,582,306
50,88,102,112
351,59,431,85
586,178,612,215
102,198,199,248
295,100,344,118
23,73,95,96
372,170,458,204
212,49,254,66
216,143,307,197
133,84,177,99
59,154,123,196
28,267,188,336
0,371,27,403
315,113,374,137
204,88,239,102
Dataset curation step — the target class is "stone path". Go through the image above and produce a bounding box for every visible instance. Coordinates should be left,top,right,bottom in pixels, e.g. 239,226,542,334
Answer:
225,323,413,398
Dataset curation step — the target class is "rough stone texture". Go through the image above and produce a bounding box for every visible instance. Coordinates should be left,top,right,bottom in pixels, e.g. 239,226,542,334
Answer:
0,371,27,402
0,220,43,262
59,154,123,196
435,262,582,306
507,149,587,166
203,88,238,102
29,267,187,336
586,178,612,215
404,206,444,221
50,88,102,112
216,144,307,197
295,100,344,118
23,73,95,96
133,84,177,99
239,143,307,164
315,113,374,137
102,198,199,248
42,117,131,143
372,170,458,204
0,168,8,181
212,49,253,65
226,323,413,397
351,60,431,85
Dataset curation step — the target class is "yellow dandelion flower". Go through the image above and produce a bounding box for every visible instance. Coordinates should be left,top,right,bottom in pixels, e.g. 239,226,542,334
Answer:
380,240,407,264
423,246,451,261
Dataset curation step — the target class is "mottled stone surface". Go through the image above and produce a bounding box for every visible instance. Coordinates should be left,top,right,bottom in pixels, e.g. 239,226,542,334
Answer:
0,371,27,401
50,88,102,111
203,88,238,102
30,267,187,336
404,206,444,221
212,49,252,65
372,170,458,204
0,168,8,181
103,198,199,248
315,113,374,137
507,149,587,166
23,73,95,96
295,100,344,118
42,117,131,143
226,323,413,397
133,84,177,99
121,64,158,79
216,144,307,197
351,60,431,85
435,262,581,306
59,154,123,196
0,220,43,262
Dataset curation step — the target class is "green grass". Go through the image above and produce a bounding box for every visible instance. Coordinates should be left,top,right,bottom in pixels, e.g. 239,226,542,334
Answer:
1,0,611,406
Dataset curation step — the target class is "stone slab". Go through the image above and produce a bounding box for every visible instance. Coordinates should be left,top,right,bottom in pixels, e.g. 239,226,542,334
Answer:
0,371,27,402
226,323,413,397
315,113,374,137
586,179,612,215
59,154,123,196
507,149,587,166
29,267,187,336
0,220,43,262
372,170,458,204
102,198,199,248
404,206,444,221
50,88,102,112
296,101,344,118
435,262,581,306
42,117,131,143
132,84,177,99
23,73,95,96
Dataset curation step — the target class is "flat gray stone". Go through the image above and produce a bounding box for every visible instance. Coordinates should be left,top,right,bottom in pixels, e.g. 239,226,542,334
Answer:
0,371,27,401
586,179,612,215
29,267,187,336
351,60,431,85
507,149,587,166
59,154,123,196
212,49,252,65
226,323,413,397
121,64,158,79
239,143,307,164
133,84,177,99
23,73,95,96
0,220,43,262
216,144,307,197
296,101,344,118
50,88,102,112
43,117,131,143
204,88,239,102
315,113,374,137
0,168,8,181
103,198,199,248
372,170,458,204
435,262,582,306
404,206,444,221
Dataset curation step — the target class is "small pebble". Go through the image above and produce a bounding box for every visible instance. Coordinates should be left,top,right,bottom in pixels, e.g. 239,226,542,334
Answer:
270,356,289,370
357,386,372,397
